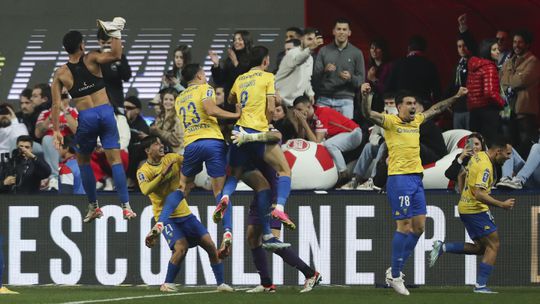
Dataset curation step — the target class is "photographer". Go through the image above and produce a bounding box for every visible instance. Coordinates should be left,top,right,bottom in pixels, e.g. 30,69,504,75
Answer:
0,135,51,194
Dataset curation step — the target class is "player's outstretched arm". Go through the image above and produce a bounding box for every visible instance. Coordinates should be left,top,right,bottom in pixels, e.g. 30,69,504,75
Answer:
423,87,468,121
231,127,282,146
360,83,384,127
203,98,241,120
90,17,126,64
472,187,516,210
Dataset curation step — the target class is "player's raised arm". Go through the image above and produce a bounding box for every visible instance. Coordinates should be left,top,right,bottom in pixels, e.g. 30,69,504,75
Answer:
89,17,126,64
51,68,64,150
360,83,384,127
423,86,468,121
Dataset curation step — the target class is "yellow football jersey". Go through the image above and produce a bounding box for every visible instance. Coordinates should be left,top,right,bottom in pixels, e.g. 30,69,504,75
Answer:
230,69,275,132
382,113,425,175
137,153,191,221
175,83,224,147
458,152,494,214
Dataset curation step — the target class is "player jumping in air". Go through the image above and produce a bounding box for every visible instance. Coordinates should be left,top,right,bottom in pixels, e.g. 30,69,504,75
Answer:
215,46,296,250
138,136,234,293
51,17,136,222
361,82,468,295
429,138,515,294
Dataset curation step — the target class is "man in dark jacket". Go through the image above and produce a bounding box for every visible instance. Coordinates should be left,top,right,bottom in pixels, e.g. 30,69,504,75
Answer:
386,35,441,106
0,135,50,194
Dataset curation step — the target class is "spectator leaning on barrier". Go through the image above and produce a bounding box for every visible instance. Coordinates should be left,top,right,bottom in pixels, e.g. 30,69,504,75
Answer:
293,95,363,183
313,18,365,119
275,28,323,107
500,29,540,159
0,135,50,194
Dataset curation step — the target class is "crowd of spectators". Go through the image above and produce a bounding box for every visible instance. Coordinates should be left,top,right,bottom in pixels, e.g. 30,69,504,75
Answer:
1,14,540,194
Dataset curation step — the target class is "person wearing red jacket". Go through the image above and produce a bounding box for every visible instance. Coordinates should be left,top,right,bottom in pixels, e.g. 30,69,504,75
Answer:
466,38,505,144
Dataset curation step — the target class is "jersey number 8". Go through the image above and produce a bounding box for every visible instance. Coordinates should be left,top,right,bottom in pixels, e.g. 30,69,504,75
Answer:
179,102,201,129
240,91,248,108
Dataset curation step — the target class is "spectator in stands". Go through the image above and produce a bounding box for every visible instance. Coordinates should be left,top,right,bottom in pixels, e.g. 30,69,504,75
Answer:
97,28,132,111
22,83,52,145
34,89,78,191
445,132,486,190
340,93,396,190
385,35,441,105
467,38,505,145
275,26,303,72
457,13,510,70
500,30,540,158
497,140,540,189
91,109,131,191
215,85,225,106
58,136,84,194
124,96,149,188
0,103,28,158
0,135,50,194
495,29,513,70
209,30,253,97
275,28,323,107
15,88,34,127
293,95,363,183
366,39,392,112
161,45,191,93
149,88,183,154
313,18,365,119
271,102,307,143
448,14,477,130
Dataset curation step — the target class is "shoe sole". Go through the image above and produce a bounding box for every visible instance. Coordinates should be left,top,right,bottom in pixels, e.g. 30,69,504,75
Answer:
212,199,229,224
271,212,296,230
262,242,291,251
429,241,443,268
83,210,103,223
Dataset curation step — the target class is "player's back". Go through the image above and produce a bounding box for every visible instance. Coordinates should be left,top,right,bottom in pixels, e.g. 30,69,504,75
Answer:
137,153,191,220
231,69,275,132
382,113,425,175
175,84,223,147
458,151,493,214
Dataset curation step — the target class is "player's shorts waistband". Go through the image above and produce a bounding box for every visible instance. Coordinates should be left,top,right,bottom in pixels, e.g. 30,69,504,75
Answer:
78,103,113,113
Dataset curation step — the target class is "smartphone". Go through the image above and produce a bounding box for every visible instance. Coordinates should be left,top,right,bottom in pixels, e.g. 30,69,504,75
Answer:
465,138,474,150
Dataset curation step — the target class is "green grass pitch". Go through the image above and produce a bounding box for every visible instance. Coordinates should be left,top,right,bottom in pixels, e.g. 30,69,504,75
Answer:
1,285,539,304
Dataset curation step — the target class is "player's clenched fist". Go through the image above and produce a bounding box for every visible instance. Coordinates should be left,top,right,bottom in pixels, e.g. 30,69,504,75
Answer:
455,86,469,98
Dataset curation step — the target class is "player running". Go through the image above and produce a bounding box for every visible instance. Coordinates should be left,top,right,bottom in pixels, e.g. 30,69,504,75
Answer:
138,136,234,293
51,18,136,222
172,63,241,256
361,83,468,295
429,138,514,294
216,46,295,234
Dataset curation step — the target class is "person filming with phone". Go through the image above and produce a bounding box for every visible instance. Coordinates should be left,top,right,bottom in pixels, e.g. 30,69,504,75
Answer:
445,132,487,192
0,135,50,194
